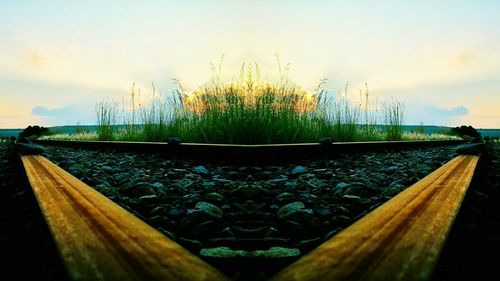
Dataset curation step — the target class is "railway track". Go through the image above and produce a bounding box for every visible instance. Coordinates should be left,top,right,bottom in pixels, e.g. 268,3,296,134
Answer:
17,140,479,280
33,139,466,163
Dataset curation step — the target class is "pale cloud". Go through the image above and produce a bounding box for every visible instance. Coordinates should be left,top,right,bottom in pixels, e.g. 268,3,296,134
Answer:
31,105,75,117
30,104,94,126
423,105,469,117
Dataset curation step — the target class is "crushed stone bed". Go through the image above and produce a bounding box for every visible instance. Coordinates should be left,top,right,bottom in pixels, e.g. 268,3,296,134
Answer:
40,144,461,279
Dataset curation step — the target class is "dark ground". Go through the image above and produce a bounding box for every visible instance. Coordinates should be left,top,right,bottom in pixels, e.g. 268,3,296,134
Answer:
432,142,500,280
0,141,68,281
0,140,499,280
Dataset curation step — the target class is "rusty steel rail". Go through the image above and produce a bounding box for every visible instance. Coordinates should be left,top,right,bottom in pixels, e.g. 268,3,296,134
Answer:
21,155,230,281
270,155,479,281
33,139,466,163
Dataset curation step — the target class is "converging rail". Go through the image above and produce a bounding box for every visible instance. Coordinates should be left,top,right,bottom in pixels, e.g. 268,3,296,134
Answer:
270,155,479,281
33,139,466,163
21,155,230,281
20,151,479,280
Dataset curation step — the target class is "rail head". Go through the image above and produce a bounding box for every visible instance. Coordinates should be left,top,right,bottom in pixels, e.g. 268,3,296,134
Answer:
270,155,479,281
21,155,230,281
33,139,467,164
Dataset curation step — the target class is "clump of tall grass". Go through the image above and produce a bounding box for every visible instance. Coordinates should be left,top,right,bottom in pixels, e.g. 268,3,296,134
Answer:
96,99,117,141
383,98,405,141
174,63,328,143
82,60,437,144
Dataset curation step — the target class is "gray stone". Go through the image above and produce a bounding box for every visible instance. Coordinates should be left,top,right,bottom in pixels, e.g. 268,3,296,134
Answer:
202,181,216,189
344,182,380,197
277,201,305,219
384,165,399,174
265,227,281,238
193,165,209,176
139,194,158,203
295,237,322,251
276,192,296,203
342,194,362,204
175,179,195,189
324,227,344,240
205,192,225,202
121,181,155,197
195,201,224,219
101,165,115,174
336,182,351,190
151,182,165,192
167,206,186,218
291,165,307,176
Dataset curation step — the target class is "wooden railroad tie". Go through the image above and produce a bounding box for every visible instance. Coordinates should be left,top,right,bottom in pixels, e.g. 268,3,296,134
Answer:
21,154,479,281
21,155,230,281
271,155,479,281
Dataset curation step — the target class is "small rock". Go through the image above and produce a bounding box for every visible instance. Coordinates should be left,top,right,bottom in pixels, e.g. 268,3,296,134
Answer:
121,182,155,197
205,192,225,202
101,165,115,174
175,179,195,189
193,165,209,176
344,182,380,197
139,194,158,203
202,181,216,189
342,194,362,204
319,137,334,144
336,182,351,190
150,205,168,215
151,182,165,192
179,237,205,252
331,205,351,216
290,166,307,176
295,237,322,252
265,227,281,238
195,201,224,219
218,227,236,238
277,201,305,219
167,137,181,145
314,206,333,218
275,192,296,203
324,227,344,240
167,206,187,218
384,165,399,174
157,227,176,240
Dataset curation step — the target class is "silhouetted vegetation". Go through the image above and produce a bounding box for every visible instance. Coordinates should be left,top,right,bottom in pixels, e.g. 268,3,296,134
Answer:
18,125,51,141
450,125,482,142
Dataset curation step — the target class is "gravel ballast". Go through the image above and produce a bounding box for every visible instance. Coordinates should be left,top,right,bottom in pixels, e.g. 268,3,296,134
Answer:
39,144,463,279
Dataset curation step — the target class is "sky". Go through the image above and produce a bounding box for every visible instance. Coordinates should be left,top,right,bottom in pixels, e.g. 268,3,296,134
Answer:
1,0,499,128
